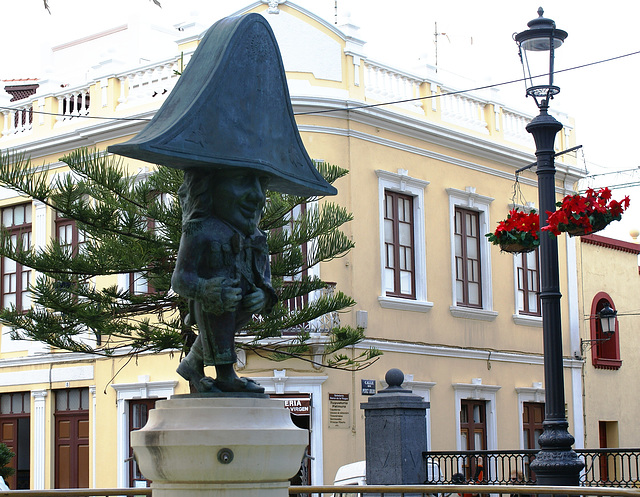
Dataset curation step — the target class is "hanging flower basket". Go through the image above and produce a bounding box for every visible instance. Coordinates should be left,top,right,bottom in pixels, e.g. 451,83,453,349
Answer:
541,188,630,237
486,209,540,254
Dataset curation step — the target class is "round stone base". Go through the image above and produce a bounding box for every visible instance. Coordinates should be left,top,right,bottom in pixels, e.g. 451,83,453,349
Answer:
131,395,308,497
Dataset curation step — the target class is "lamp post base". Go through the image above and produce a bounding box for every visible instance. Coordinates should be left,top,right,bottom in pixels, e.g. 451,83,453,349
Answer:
530,420,584,486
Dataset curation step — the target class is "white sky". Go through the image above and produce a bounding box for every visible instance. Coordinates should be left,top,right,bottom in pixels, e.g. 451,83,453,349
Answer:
1,0,639,242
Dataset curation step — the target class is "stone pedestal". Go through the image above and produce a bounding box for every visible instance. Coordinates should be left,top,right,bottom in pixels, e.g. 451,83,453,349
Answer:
360,369,430,486
131,394,308,497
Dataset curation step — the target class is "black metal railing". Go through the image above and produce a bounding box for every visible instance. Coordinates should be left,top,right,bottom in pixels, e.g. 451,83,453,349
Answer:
423,448,640,487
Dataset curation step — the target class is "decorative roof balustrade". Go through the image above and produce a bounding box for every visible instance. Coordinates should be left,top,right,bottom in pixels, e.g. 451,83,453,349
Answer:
364,59,424,113
0,39,540,159
115,53,190,109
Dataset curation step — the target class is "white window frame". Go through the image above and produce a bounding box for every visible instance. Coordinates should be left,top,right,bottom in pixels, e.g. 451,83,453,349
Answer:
447,187,496,321
111,377,178,488
515,382,545,450
251,369,328,485
453,379,501,477
1,200,48,355
507,202,543,327
512,250,543,327
376,169,432,313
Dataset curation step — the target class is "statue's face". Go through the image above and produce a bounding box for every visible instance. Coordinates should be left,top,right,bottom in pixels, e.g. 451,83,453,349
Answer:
211,170,269,235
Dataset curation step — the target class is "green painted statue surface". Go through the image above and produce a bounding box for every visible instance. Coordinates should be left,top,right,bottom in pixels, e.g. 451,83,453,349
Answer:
172,170,276,393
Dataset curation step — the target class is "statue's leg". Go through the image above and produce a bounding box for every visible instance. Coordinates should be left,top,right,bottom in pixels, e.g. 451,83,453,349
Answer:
177,335,220,392
214,363,265,393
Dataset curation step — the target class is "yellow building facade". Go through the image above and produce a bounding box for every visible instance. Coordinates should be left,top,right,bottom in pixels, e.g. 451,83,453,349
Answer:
0,1,588,490
576,235,640,455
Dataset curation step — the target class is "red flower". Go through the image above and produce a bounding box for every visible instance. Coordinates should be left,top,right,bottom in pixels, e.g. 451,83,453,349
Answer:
487,209,541,251
542,188,630,236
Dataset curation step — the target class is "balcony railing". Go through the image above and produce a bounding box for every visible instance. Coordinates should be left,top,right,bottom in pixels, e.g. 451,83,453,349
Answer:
0,48,538,154
289,484,640,497
282,282,339,335
1,485,640,497
424,448,640,487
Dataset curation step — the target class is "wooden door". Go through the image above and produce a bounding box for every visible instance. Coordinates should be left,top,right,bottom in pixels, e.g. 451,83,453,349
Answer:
54,389,89,489
460,400,487,481
0,392,30,489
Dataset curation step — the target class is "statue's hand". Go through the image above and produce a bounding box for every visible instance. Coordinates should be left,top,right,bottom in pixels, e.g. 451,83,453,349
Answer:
197,277,241,314
220,279,242,312
242,286,267,314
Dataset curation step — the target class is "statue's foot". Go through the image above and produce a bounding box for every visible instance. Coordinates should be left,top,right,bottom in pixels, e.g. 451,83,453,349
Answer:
215,377,265,393
177,359,209,393
199,376,222,393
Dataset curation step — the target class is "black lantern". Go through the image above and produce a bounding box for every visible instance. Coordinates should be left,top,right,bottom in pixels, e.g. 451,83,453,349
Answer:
599,302,617,335
514,7,568,109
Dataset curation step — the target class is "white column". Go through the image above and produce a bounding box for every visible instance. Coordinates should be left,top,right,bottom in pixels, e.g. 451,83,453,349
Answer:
72,93,80,117
79,91,87,116
31,389,48,490
38,98,45,125
115,394,128,488
565,200,585,448
90,386,97,487
118,77,128,105
101,79,109,108
55,96,64,124
352,55,360,86
8,109,16,135
1,111,8,136
33,199,47,269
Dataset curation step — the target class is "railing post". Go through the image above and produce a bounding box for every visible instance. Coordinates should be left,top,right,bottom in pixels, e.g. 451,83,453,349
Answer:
118,76,128,104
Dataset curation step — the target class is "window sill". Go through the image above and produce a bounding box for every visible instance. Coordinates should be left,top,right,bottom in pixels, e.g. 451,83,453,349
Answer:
449,306,498,321
512,314,543,327
378,296,433,313
593,358,622,370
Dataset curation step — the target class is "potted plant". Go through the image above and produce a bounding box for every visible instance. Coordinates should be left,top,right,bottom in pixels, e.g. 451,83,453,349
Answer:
542,187,630,236
487,208,540,254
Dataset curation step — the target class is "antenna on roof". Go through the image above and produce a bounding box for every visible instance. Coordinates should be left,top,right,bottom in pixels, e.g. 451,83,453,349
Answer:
335,0,338,25
434,22,451,73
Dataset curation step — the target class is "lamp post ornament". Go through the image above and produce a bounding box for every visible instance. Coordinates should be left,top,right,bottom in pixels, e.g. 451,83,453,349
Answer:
515,8,584,486
109,13,337,394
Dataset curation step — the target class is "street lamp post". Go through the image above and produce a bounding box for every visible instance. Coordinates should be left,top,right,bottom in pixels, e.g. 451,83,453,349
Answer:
515,8,584,486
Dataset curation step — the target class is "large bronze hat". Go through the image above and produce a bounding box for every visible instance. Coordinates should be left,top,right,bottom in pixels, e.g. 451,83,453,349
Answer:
108,13,336,197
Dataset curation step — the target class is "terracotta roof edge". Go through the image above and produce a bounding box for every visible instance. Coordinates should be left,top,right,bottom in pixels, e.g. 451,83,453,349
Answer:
581,233,640,254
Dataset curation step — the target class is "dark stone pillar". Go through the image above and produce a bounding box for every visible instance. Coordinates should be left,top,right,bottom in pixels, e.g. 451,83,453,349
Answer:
360,368,430,485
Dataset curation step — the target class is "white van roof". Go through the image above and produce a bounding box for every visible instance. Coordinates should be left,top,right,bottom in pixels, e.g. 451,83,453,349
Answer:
334,460,366,485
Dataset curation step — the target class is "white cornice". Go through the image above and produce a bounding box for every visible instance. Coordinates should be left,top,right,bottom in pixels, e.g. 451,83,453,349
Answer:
358,339,583,370
0,346,174,369
2,95,584,188
0,351,96,368
375,169,430,189
1,111,153,159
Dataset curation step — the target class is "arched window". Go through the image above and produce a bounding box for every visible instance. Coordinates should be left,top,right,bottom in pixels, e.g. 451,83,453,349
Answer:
590,292,621,370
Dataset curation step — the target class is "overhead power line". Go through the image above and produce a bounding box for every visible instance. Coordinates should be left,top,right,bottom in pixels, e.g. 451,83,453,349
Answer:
294,49,640,116
1,50,639,122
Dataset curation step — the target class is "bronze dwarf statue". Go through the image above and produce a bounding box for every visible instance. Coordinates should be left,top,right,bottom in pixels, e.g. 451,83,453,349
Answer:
109,13,335,393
